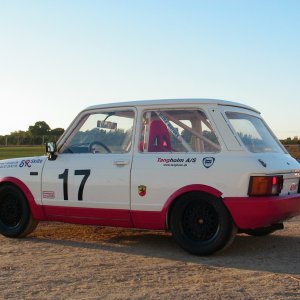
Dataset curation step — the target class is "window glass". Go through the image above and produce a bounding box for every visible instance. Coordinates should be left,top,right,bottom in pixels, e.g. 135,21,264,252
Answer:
64,110,134,154
226,112,285,153
140,110,220,153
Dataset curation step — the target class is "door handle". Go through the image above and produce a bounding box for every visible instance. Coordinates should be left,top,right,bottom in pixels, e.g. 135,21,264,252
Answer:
113,160,129,166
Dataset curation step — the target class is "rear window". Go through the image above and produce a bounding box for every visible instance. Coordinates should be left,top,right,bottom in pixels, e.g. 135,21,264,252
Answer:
226,112,285,153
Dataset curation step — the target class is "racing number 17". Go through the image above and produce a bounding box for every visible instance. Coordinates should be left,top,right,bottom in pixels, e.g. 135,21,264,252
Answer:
58,169,91,201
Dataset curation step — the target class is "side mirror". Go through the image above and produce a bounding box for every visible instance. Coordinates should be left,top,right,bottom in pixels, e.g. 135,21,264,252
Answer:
45,142,58,161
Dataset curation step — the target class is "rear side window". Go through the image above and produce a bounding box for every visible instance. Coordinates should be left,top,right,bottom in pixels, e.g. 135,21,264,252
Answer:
139,109,220,153
226,112,285,153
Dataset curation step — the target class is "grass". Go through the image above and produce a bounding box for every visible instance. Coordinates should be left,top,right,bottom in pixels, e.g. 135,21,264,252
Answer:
0,146,45,160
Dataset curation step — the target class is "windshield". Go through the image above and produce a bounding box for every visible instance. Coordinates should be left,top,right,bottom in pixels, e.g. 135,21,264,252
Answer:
226,112,285,153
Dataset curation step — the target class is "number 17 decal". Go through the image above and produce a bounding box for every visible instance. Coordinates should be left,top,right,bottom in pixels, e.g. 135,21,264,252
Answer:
58,169,91,201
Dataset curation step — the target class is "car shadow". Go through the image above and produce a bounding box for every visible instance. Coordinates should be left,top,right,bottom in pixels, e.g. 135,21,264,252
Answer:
23,222,300,276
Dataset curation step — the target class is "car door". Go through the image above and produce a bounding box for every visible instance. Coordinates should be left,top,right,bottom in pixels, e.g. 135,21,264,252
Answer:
41,108,136,227
130,107,222,228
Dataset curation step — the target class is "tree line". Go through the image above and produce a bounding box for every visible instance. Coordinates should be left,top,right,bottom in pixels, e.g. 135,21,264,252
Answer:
0,121,64,146
280,136,300,145
0,120,299,147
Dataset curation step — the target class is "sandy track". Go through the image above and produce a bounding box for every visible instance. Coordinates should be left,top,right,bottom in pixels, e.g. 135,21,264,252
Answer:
0,217,299,299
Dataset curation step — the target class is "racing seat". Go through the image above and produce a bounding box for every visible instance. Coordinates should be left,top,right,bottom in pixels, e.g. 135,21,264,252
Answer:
148,119,172,152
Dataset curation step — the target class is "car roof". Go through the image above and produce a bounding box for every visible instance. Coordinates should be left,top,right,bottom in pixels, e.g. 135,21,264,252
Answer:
85,98,259,113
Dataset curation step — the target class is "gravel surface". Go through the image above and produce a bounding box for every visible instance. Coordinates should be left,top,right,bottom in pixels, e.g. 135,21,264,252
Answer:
0,216,299,299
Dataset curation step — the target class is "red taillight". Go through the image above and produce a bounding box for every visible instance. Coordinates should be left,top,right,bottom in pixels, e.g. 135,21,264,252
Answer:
248,175,283,196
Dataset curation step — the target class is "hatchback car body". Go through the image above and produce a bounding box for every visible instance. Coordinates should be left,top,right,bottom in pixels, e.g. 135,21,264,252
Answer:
0,99,299,255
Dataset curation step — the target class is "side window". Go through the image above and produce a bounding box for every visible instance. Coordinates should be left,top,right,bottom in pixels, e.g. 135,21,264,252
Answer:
139,109,220,153
64,110,134,154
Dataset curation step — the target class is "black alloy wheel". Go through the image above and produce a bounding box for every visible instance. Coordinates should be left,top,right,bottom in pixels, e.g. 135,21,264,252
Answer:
0,184,38,238
170,192,236,256
182,199,220,242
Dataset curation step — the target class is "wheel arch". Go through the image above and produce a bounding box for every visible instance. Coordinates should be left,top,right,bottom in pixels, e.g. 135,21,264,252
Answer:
162,184,223,229
0,177,45,220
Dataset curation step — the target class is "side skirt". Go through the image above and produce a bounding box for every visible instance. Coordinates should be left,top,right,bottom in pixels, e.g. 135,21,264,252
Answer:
43,205,166,230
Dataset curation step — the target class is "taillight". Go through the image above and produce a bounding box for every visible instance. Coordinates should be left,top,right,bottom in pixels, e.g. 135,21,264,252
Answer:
248,175,283,196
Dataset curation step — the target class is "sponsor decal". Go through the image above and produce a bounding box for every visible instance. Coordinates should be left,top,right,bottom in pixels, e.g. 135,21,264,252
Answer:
43,191,55,199
202,157,215,168
19,158,43,168
138,185,147,197
0,159,43,169
157,157,197,167
0,161,18,169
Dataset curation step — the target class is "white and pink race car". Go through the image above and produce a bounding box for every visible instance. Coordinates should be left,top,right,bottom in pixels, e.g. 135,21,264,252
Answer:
0,99,299,255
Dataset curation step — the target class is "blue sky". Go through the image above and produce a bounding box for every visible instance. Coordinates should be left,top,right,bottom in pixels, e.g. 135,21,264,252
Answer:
0,0,299,138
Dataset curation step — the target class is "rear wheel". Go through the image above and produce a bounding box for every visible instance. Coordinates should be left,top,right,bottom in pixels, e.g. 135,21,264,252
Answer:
170,192,236,255
0,184,38,238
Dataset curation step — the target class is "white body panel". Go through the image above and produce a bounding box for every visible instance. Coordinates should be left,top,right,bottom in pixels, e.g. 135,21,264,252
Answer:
0,157,46,204
1,99,299,217
41,153,132,209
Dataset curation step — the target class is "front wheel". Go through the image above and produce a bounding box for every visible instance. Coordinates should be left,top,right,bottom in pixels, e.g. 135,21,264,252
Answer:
169,192,236,255
0,184,38,238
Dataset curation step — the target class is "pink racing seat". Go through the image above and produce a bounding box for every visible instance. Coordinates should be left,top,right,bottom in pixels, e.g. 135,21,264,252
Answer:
148,119,172,152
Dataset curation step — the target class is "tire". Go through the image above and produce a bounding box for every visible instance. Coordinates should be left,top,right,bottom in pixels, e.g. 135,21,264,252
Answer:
0,184,38,238
169,192,236,256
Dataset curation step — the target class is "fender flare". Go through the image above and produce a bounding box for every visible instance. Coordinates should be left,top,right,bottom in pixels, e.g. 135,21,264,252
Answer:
0,177,46,220
161,184,223,229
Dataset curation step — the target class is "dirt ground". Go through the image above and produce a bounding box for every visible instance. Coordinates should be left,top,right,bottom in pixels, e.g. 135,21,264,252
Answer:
0,216,299,300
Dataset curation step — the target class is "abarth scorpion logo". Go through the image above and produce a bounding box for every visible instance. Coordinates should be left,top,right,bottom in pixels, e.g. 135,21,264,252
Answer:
203,157,215,168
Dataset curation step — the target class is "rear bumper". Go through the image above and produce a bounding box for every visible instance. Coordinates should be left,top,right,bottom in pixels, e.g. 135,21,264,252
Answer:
223,194,300,229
